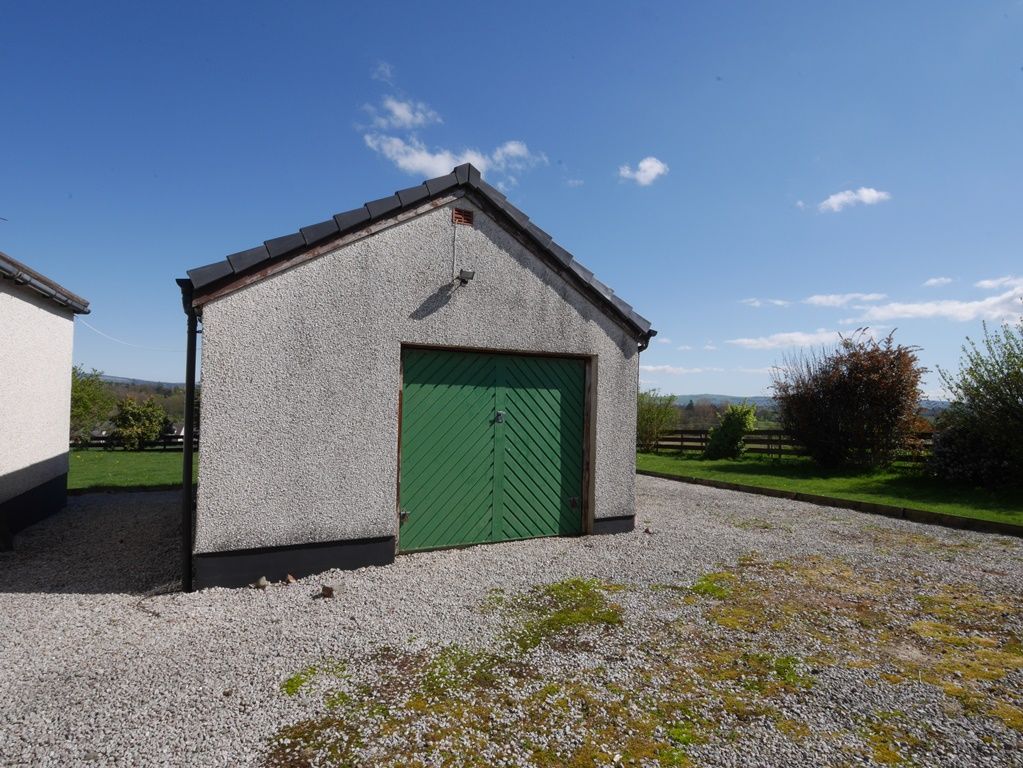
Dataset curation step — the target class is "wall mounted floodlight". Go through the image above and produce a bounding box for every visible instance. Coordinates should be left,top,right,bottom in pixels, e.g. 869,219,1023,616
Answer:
458,269,475,285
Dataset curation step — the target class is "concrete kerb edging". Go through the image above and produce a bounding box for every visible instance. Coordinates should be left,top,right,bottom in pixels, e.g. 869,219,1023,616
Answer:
636,469,1023,539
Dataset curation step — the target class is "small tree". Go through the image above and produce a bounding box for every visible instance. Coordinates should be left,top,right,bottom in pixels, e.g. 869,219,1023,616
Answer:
637,389,678,453
112,396,171,450
70,366,115,444
704,403,757,460
771,331,925,469
933,318,1023,485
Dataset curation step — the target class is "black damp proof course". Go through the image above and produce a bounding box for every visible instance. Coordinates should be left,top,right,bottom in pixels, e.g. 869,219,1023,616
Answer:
592,515,636,535
1,472,68,549
191,536,397,590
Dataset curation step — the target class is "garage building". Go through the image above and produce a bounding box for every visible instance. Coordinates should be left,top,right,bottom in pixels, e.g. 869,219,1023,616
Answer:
179,164,655,589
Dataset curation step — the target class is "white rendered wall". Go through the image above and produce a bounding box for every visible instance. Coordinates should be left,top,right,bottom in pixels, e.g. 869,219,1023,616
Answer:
0,281,75,503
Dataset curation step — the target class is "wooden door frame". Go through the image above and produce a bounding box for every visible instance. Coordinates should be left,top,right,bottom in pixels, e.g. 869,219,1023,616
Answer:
394,343,596,550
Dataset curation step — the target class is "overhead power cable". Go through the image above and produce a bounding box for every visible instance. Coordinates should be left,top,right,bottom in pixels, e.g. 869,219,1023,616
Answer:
78,317,184,353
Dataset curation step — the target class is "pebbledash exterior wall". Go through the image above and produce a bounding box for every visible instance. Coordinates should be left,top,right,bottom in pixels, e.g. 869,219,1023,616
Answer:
0,280,75,540
194,198,640,564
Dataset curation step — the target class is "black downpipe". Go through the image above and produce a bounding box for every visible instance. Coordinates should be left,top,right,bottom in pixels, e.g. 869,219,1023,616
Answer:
177,278,198,592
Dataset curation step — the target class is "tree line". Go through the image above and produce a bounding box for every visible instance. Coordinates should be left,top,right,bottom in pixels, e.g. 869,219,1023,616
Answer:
638,317,1023,487
70,368,193,450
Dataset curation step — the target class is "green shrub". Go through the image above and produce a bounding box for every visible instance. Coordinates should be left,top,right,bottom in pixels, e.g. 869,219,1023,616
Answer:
929,406,1011,485
934,318,1023,485
771,331,925,469
70,366,115,443
112,396,171,450
704,403,757,459
637,389,678,453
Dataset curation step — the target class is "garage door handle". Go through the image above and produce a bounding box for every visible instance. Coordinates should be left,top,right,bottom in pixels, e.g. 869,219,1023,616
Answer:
494,411,506,423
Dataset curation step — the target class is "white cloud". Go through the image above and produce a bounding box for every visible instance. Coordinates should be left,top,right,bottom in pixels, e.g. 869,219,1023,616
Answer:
566,178,584,188
818,187,891,213
848,280,1023,323
618,156,669,186
804,292,886,307
491,140,537,168
923,277,953,287
741,298,791,308
363,134,485,178
368,96,442,130
726,328,867,350
655,337,673,345
703,343,717,351
676,344,693,351
371,61,395,84
363,134,545,179
975,275,1020,290
795,200,806,210
640,365,724,375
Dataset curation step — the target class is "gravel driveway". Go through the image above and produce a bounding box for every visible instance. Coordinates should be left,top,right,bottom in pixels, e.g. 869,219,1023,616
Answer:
1,477,1021,767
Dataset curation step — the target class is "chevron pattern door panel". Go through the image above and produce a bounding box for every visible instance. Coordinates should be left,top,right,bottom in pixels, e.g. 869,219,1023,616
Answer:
398,348,585,552
497,355,585,539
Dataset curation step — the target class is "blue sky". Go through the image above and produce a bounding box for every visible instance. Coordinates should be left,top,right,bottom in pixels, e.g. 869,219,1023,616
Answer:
3,2,1021,395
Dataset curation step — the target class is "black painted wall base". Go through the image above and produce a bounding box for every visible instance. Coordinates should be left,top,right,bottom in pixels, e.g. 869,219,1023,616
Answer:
192,536,396,589
0,473,67,549
592,515,635,535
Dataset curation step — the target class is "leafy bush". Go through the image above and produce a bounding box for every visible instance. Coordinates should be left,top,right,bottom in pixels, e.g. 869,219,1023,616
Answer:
112,396,171,450
70,366,115,443
933,319,1023,485
771,331,925,469
929,406,1011,485
637,389,678,453
704,403,757,459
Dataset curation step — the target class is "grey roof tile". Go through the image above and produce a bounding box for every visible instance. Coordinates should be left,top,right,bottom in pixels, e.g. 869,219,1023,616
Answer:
265,232,306,260
334,207,371,232
526,223,554,249
476,179,507,205
568,259,594,283
227,245,271,273
589,277,614,300
188,259,235,289
425,172,458,195
454,163,472,185
628,310,653,334
547,242,574,267
300,218,340,246
365,194,401,220
396,184,430,207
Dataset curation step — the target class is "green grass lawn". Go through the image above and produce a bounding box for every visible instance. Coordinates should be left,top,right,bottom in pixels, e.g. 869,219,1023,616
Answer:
68,448,196,491
637,452,1023,527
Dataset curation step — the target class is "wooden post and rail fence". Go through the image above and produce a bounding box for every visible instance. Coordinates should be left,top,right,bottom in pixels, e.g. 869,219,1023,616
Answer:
644,429,936,462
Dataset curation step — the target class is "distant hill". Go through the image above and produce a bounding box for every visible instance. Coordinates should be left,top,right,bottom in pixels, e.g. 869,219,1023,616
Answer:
101,375,185,388
675,394,776,408
675,394,950,412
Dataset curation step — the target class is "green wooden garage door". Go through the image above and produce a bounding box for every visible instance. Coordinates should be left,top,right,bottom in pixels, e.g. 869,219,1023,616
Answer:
398,348,585,552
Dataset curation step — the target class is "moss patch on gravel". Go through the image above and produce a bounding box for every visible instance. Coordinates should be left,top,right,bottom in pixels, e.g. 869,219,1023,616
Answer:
508,577,624,651
280,660,347,697
266,564,1023,767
